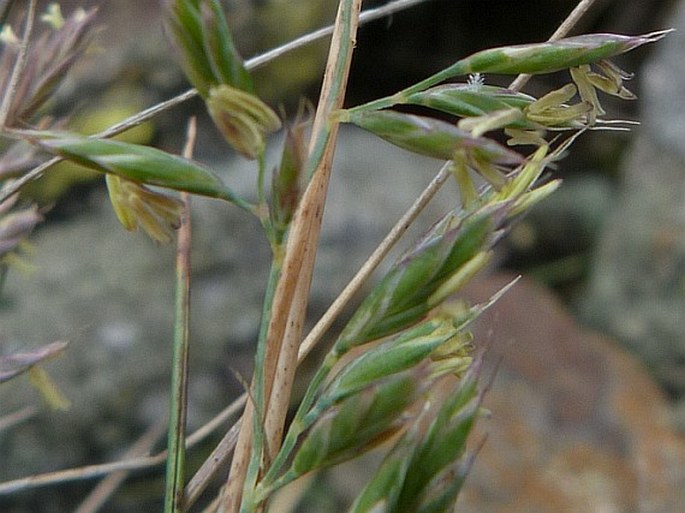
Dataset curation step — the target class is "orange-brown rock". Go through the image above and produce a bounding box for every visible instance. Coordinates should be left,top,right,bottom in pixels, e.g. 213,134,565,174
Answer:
458,273,685,513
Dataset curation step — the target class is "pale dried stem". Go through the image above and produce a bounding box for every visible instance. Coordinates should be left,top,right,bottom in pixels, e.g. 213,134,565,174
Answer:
185,417,242,508
0,398,244,496
509,0,600,91
0,406,38,432
0,453,167,495
298,162,452,361
263,0,363,459
221,394,255,512
0,0,36,128
222,2,363,511
74,422,166,513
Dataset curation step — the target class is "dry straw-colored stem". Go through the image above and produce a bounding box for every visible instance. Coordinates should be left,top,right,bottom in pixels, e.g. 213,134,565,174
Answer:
0,406,38,432
262,0,363,460
74,422,167,513
0,0,36,128
297,163,452,361
509,0,599,91
222,2,363,511
184,162,452,510
0,397,245,496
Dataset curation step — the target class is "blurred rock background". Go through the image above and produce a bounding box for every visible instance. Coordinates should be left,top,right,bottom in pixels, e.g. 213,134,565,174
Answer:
1,0,684,512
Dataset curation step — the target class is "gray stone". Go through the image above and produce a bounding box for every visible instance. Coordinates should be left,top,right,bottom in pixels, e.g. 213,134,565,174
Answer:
579,0,685,397
0,125,455,505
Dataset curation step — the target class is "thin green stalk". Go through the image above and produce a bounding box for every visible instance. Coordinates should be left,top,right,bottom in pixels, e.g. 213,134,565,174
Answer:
255,151,277,244
238,257,282,513
252,254,285,422
212,244,282,513
227,2,363,511
259,0,363,480
164,120,197,513
256,152,268,214
164,190,192,513
344,68,459,116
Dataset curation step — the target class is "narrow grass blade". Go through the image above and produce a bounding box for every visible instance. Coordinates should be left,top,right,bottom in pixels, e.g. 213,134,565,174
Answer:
29,132,248,205
164,121,196,513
